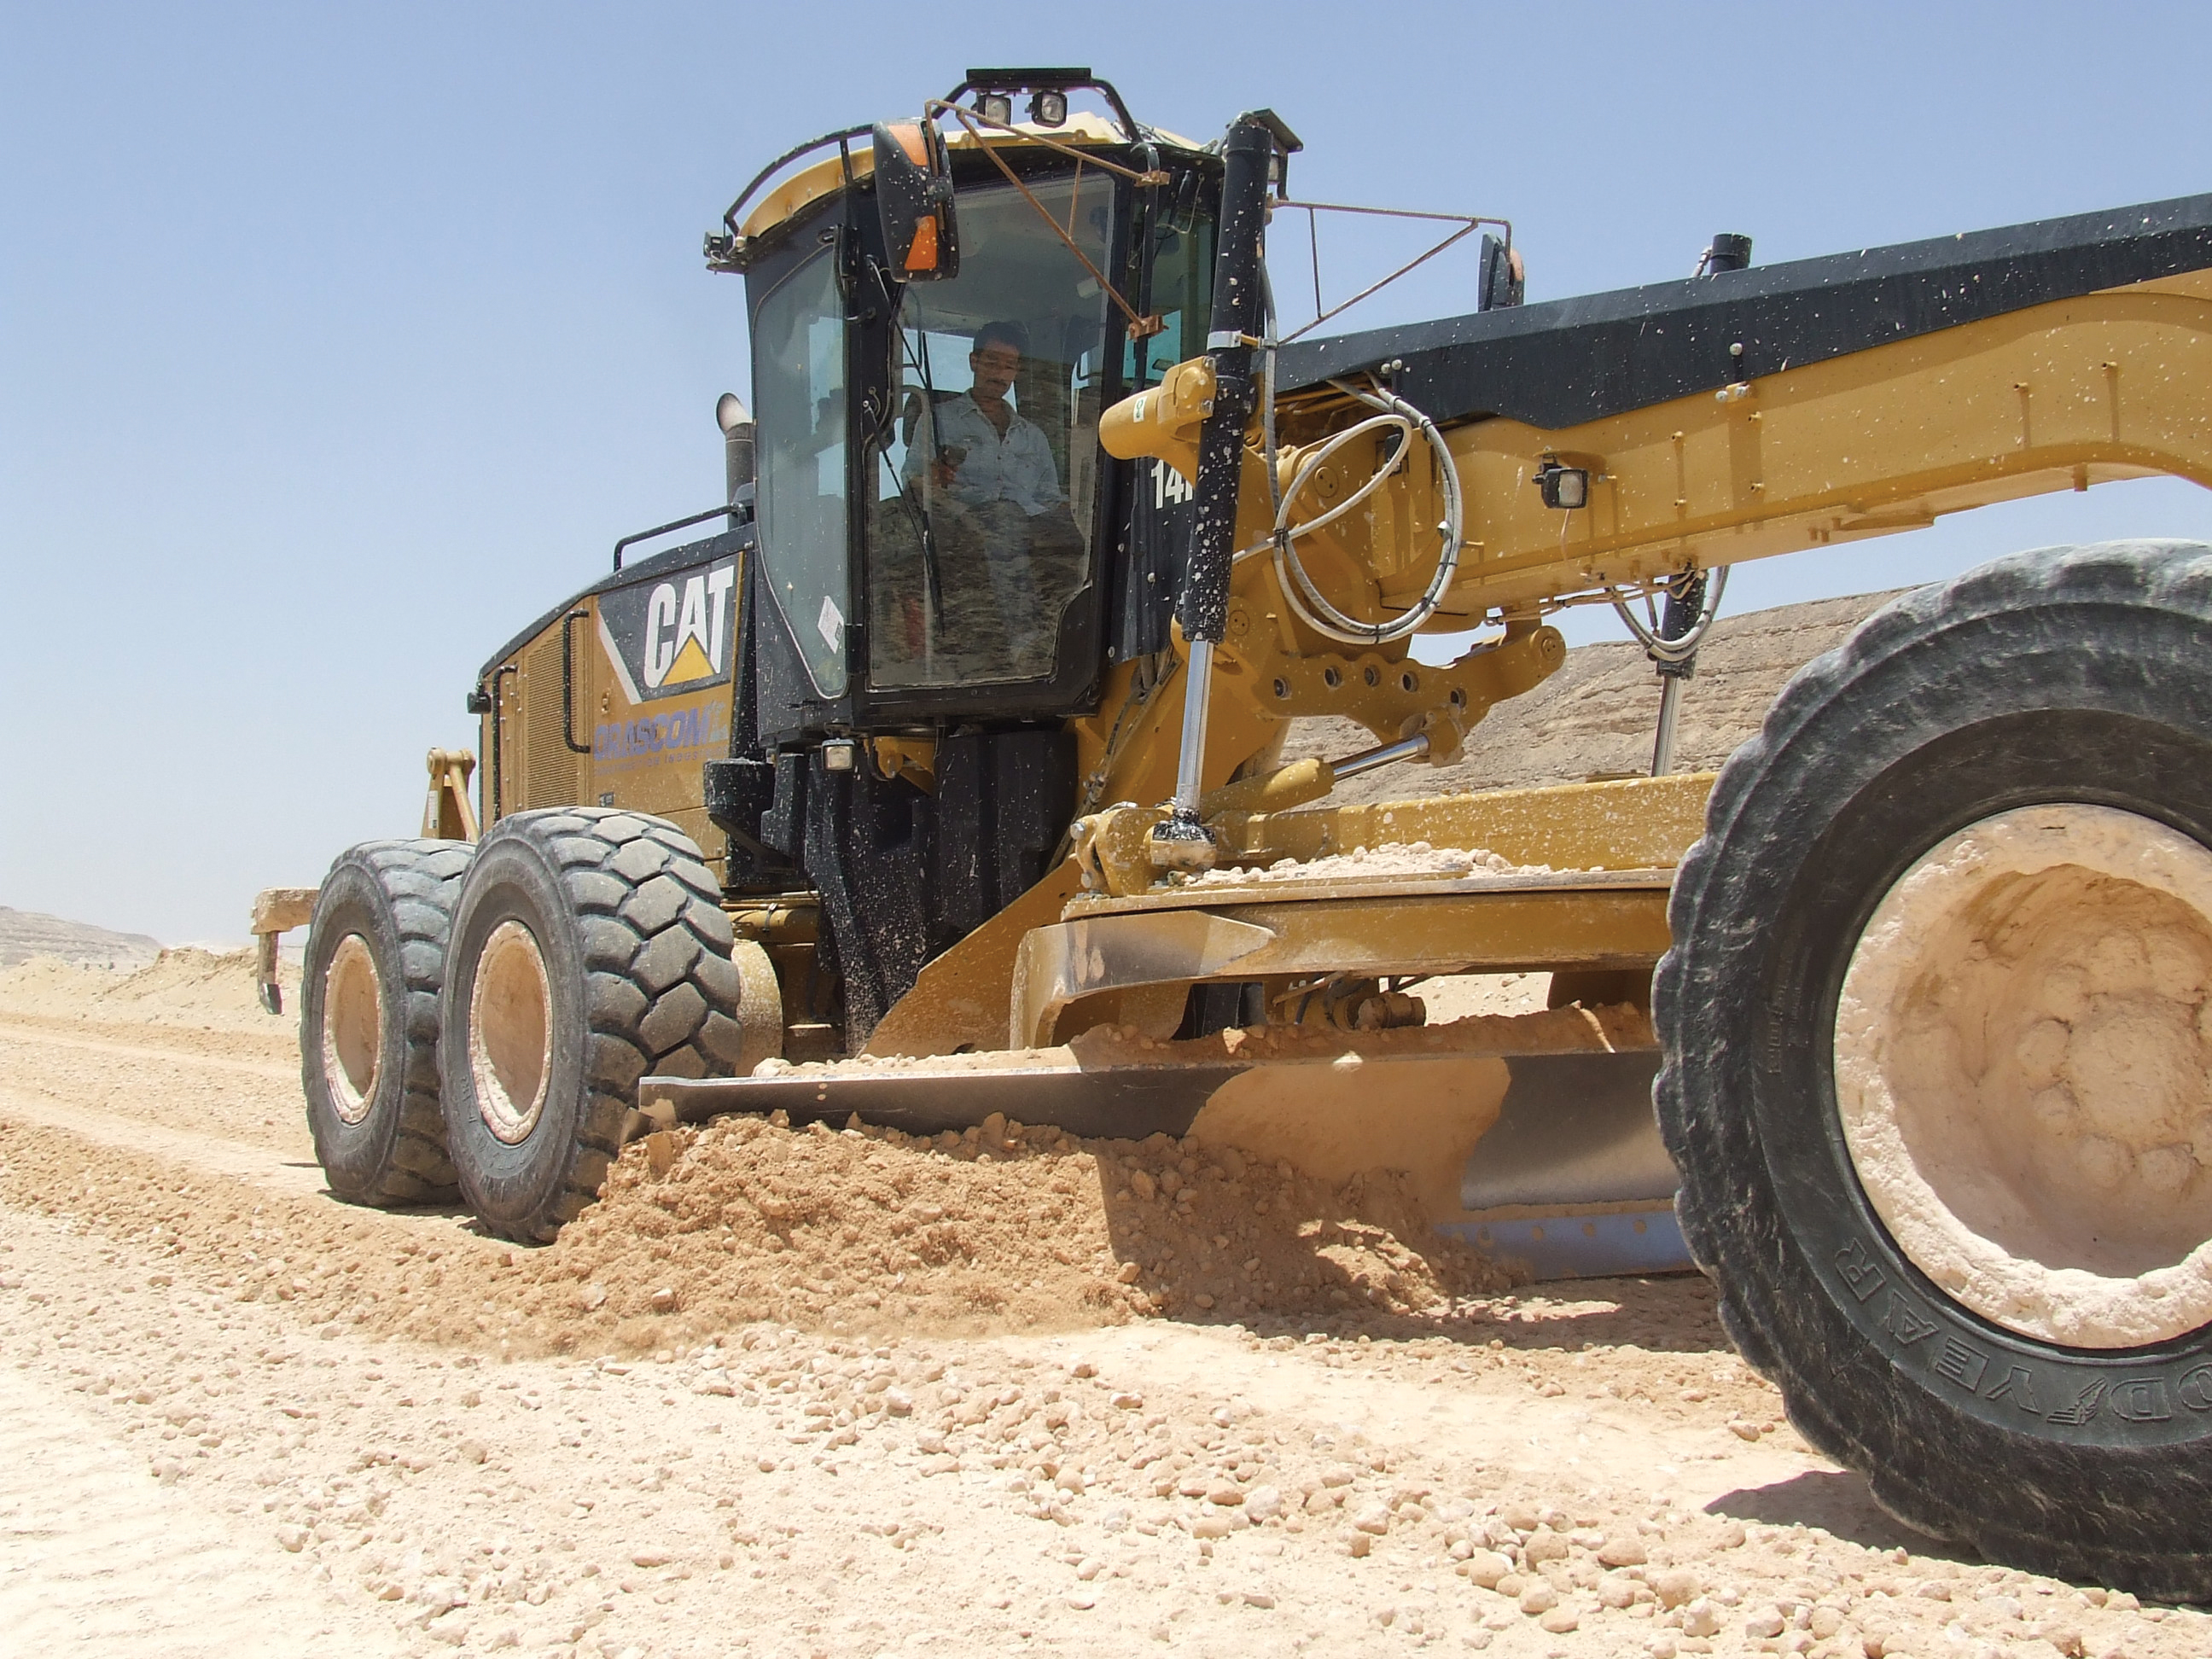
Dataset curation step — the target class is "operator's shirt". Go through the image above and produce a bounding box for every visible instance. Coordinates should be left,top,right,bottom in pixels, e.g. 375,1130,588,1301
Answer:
912,393,1063,515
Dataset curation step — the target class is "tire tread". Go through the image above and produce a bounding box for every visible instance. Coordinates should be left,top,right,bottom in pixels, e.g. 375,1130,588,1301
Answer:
442,808,740,1243
301,838,469,1206
1655,539,2212,1598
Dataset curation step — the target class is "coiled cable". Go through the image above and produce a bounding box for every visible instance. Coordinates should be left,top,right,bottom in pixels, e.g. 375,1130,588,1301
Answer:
1235,265,1464,647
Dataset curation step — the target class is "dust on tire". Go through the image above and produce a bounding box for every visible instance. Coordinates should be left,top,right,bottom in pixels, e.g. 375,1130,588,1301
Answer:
1656,539,2212,1601
438,809,746,1243
299,839,471,1205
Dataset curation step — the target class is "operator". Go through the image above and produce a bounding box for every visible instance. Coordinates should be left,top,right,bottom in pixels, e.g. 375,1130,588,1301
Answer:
923,323,1058,509
906,321,1083,668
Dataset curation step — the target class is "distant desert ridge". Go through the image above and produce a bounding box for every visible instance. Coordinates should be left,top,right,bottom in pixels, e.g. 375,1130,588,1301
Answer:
0,905,162,970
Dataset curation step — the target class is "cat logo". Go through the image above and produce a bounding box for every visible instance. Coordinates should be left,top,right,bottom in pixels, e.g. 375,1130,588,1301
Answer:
596,559,738,704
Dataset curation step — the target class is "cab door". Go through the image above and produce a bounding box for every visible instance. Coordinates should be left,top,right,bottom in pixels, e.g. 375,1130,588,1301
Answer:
585,535,745,867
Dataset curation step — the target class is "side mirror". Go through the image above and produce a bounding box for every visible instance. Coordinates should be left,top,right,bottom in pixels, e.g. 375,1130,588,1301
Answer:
871,122,959,281
1478,232,1524,311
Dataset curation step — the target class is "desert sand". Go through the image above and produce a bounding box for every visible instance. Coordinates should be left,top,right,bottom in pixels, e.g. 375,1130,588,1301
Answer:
2,593,2199,1657
0,949,2198,1659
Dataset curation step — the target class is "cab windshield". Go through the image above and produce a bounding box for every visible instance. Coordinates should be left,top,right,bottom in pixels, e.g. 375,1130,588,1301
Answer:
866,174,1115,689
752,245,851,699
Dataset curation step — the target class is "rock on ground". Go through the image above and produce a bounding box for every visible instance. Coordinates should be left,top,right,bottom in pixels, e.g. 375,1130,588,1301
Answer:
2,936,2206,1657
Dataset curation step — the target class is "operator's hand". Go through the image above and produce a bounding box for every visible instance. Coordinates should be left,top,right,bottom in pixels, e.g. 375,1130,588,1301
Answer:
930,458,957,489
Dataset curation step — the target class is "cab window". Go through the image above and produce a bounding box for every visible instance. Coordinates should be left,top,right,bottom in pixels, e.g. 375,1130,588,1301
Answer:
865,173,1114,690
752,247,851,698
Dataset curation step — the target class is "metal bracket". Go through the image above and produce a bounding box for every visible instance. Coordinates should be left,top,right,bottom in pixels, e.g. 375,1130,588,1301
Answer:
1010,910,1274,1048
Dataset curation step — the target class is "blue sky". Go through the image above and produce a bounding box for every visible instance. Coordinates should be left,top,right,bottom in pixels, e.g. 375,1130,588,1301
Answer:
6,3,2211,941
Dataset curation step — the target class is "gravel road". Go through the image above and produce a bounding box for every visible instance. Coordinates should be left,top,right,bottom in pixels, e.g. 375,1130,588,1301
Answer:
1,953,2200,1659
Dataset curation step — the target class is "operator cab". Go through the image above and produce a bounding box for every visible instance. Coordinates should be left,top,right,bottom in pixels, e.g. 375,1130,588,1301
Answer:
860,192,1107,691
711,71,1219,746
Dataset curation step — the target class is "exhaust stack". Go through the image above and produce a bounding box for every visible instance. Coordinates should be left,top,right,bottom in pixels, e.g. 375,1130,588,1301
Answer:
716,393,755,508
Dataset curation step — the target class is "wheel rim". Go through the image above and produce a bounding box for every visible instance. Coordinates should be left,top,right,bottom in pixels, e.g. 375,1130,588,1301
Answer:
470,919,554,1145
731,939,785,1075
320,933,382,1126
1836,803,2212,1348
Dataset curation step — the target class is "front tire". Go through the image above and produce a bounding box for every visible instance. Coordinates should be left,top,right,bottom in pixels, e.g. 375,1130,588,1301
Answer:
438,809,746,1243
300,840,471,1205
1656,541,2212,1599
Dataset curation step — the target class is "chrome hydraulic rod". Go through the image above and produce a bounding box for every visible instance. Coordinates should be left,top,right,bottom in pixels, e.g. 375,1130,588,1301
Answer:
1650,675,1685,777
1150,111,1295,871
1172,638,1216,812
1331,733,1430,780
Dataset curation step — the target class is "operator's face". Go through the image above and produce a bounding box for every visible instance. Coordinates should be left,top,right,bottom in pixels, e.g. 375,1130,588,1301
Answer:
970,344,1021,401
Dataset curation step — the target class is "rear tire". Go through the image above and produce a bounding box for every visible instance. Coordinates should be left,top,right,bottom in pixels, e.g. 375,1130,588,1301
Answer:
300,840,471,1205
1656,541,2212,1599
438,809,746,1243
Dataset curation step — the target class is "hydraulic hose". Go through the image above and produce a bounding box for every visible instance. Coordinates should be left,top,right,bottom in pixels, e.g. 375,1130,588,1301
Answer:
1242,335,1465,646
1610,566,1730,664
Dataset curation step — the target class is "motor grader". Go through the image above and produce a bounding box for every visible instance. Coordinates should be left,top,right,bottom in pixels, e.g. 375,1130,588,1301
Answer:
256,68,2212,1595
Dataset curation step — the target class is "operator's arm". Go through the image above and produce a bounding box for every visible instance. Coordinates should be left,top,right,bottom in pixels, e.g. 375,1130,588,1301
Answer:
1006,420,1065,515
917,397,982,492
899,410,928,485
901,398,940,486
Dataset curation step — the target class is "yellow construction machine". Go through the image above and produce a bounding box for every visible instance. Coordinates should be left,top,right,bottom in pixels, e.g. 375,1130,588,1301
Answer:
259,70,2212,1594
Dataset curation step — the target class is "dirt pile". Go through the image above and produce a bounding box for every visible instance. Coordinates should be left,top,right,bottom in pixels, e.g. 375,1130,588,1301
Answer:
535,1109,1519,1348
0,949,1612,1353
11,1194,2202,1659
0,946,300,1038
9,955,2212,1653
0,1098,1519,1358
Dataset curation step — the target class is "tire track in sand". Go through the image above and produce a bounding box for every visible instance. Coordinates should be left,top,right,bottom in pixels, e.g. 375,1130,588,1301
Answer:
0,1079,328,1199
0,1022,296,1079
0,1361,405,1656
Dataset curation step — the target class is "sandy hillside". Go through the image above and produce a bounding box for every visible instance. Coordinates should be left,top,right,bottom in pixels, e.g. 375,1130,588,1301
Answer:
1284,590,1907,800
0,946,2199,1659
0,904,161,969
